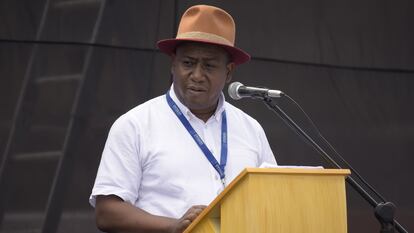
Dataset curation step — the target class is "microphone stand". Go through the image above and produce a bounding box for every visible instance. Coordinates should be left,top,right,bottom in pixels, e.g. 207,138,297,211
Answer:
262,97,408,233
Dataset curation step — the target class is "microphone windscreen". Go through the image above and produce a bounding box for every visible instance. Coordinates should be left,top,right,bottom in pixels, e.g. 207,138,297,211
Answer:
228,82,243,100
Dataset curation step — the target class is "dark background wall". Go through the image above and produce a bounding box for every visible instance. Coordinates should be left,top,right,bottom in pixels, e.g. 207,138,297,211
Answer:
0,0,413,232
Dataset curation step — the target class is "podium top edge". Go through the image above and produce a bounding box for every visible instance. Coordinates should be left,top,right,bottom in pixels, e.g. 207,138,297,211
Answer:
243,168,351,175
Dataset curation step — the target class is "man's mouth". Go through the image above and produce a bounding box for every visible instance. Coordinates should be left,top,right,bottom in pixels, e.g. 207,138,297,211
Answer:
188,86,207,93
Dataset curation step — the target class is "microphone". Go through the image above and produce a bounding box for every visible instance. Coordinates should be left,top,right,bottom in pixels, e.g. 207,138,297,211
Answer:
228,82,284,100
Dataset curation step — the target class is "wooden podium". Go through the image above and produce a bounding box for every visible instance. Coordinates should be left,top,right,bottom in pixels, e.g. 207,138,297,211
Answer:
184,168,350,233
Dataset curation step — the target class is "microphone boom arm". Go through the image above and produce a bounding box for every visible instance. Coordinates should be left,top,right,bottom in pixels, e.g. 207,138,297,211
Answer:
262,97,408,233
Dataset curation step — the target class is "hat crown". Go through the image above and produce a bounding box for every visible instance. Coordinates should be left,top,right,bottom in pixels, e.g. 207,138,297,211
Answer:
157,5,250,65
176,5,236,46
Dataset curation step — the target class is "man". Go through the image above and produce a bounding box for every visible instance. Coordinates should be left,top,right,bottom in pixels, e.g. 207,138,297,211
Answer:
90,5,277,233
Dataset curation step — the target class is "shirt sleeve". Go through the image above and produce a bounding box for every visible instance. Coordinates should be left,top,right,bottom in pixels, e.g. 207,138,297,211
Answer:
257,123,278,165
89,114,142,207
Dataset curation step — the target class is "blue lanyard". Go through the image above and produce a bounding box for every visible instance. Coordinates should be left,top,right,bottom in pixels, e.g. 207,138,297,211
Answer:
166,91,228,186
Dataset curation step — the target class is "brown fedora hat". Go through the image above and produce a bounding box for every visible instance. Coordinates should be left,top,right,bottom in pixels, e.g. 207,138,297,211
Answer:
157,5,250,65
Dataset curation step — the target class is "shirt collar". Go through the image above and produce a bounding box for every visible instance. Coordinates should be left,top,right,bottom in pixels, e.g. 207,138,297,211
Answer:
168,84,226,122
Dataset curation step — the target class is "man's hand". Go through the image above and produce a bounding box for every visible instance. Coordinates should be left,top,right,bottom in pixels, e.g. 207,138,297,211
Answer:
171,205,207,233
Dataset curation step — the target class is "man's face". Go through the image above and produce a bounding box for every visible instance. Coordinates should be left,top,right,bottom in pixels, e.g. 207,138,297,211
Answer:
171,42,235,113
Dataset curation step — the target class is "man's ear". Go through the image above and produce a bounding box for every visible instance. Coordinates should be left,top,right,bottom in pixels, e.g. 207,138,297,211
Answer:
225,62,236,83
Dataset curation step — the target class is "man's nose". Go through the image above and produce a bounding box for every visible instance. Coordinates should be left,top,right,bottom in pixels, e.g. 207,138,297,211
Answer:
190,63,205,82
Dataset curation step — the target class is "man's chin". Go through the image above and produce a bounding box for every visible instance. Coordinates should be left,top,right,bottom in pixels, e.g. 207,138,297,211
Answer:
186,101,217,112
183,94,205,107
186,102,207,111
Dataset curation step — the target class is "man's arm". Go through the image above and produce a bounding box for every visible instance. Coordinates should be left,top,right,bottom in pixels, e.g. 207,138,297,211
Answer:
95,195,206,233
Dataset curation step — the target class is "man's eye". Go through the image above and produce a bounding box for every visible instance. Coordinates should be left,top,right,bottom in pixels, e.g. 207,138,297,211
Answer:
205,63,216,69
182,60,193,66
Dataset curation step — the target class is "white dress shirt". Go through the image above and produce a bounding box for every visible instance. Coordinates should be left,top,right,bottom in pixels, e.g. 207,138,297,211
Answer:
90,87,277,218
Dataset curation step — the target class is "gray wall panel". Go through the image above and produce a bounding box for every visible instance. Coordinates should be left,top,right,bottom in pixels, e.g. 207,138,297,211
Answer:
179,0,414,70
0,0,46,39
98,0,175,48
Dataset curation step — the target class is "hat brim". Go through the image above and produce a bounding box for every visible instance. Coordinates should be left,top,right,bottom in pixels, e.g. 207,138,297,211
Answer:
157,38,251,65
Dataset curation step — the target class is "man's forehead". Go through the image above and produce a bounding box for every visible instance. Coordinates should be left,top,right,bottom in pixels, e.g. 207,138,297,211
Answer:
175,42,229,60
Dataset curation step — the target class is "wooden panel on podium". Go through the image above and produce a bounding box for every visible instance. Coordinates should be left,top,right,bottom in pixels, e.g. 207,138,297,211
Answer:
184,168,350,233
